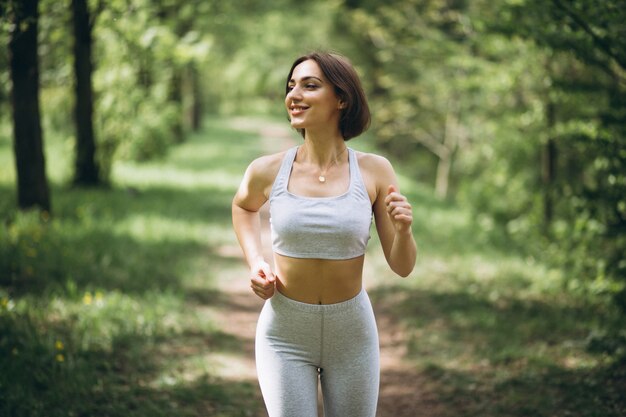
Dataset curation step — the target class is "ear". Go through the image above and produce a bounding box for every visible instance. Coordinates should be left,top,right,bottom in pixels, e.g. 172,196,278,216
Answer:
338,101,347,109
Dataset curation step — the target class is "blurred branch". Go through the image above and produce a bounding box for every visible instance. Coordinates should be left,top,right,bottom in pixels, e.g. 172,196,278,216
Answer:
551,0,626,76
88,0,103,29
412,127,448,159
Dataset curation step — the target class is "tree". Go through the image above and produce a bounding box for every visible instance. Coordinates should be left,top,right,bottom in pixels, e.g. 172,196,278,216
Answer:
89,0,215,163
8,0,51,212
337,0,480,199
72,0,100,186
483,0,626,320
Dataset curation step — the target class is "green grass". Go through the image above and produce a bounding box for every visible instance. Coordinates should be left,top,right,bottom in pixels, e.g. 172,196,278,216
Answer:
0,118,264,417
364,172,626,415
1,116,624,417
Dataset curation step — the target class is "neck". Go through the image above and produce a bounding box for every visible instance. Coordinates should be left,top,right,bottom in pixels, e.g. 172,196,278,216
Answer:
301,132,346,167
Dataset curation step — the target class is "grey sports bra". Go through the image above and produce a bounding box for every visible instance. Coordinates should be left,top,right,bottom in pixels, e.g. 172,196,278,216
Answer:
269,146,372,260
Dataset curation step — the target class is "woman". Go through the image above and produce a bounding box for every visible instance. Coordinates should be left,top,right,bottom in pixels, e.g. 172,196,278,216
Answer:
232,51,417,417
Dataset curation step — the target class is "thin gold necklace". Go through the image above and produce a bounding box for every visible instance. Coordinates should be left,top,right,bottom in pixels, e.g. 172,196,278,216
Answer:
316,146,348,183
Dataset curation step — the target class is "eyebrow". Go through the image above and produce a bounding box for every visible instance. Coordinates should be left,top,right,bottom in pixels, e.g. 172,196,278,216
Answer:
288,76,324,84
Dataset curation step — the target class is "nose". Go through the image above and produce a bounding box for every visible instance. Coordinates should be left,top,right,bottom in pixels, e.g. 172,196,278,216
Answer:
286,85,302,102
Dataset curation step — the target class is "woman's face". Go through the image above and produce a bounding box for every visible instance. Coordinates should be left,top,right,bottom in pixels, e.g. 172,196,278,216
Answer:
285,60,343,132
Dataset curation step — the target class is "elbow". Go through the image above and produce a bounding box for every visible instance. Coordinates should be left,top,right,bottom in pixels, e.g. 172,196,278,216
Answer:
386,241,417,277
390,251,417,278
392,251,417,277
394,267,414,278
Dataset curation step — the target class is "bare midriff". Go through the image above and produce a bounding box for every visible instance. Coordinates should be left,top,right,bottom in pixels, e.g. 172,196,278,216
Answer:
274,253,365,305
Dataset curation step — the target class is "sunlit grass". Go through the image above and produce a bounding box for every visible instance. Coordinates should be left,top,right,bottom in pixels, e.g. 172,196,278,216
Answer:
112,214,232,246
113,165,242,190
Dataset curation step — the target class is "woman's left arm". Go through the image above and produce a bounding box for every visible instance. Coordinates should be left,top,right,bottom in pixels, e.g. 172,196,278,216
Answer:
369,155,417,277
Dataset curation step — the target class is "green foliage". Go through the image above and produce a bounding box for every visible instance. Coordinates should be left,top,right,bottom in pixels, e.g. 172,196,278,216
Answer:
334,0,626,327
482,0,626,320
0,118,264,417
90,0,213,165
205,2,340,115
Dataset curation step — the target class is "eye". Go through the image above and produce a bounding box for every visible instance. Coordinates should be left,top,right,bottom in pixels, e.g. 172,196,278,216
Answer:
306,84,318,89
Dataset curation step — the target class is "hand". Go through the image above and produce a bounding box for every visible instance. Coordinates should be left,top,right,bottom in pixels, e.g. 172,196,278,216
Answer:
385,185,413,234
250,259,276,300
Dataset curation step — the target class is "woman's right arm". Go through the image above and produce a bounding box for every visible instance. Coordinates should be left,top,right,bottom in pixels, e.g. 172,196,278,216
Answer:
232,155,280,299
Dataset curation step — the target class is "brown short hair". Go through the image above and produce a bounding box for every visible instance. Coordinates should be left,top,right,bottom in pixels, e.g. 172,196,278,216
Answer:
285,52,371,141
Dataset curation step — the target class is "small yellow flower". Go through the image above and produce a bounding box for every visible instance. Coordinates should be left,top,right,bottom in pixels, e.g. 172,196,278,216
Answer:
55,353,65,362
83,292,93,305
95,291,104,302
1,298,7,308
55,340,64,350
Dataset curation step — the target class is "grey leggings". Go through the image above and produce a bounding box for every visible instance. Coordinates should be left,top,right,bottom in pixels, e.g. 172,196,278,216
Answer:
255,288,380,417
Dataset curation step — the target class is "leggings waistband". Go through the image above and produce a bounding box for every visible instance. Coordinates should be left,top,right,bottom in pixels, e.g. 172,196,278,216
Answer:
270,288,368,315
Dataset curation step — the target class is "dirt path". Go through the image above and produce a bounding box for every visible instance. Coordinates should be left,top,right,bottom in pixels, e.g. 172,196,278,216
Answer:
210,118,435,416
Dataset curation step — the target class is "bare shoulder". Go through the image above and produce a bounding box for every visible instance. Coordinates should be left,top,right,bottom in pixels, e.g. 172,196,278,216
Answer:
247,151,287,181
242,149,290,198
355,151,395,177
354,151,396,202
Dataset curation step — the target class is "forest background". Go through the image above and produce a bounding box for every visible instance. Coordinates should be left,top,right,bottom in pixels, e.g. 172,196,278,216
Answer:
1,0,625,416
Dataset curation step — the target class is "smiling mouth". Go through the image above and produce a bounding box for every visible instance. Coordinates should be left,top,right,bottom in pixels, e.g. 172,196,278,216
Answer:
289,105,309,115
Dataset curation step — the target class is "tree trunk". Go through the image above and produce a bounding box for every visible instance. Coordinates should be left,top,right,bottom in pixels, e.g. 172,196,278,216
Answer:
187,65,202,131
169,68,185,143
435,107,460,199
9,0,51,212
435,155,452,200
72,0,100,186
542,100,557,227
